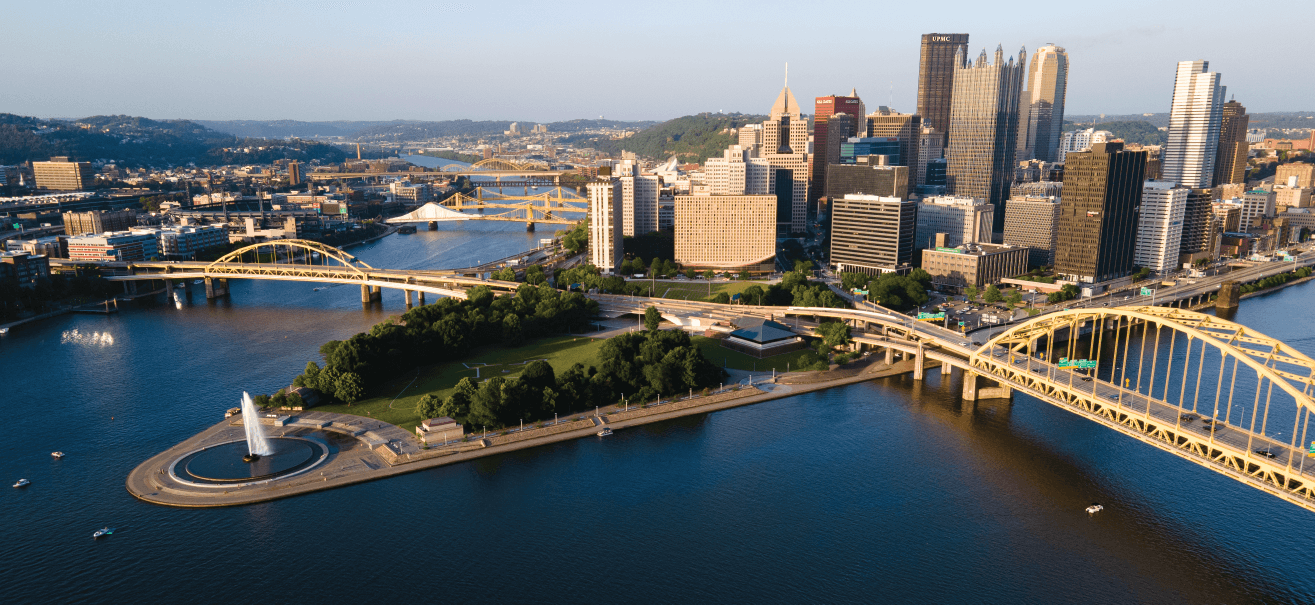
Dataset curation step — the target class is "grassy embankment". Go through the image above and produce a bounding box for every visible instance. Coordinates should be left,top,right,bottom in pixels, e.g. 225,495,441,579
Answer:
652,281,764,301
692,335,817,375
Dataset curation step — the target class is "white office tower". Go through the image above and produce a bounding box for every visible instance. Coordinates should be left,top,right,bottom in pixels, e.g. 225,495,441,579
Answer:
1136,181,1188,274
587,180,623,272
702,146,770,195
1016,44,1069,162
1162,61,1226,188
915,195,994,249
1239,190,1276,230
615,160,660,236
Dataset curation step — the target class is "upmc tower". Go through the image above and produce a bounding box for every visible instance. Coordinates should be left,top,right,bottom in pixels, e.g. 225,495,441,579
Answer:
917,33,970,144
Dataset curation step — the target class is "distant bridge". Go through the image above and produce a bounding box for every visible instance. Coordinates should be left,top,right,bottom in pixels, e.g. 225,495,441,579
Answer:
310,158,576,182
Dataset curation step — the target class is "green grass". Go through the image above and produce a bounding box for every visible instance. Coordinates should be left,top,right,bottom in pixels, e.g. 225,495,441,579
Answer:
692,335,818,373
654,280,765,302
315,335,606,432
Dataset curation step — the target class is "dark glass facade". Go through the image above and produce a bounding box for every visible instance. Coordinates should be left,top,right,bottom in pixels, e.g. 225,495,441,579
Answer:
839,138,901,164
916,33,969,141
1054,142,1147,282
825,163,909,200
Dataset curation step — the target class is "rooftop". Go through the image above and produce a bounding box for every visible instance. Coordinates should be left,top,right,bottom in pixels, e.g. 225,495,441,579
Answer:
729,317,798,344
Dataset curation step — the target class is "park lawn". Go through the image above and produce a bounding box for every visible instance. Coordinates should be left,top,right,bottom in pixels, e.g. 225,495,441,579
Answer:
315,335,606,433
655,280,766,302
692,335,818,374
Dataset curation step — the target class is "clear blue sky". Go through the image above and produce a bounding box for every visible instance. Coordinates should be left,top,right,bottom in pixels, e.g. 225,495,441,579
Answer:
3,0,1310,123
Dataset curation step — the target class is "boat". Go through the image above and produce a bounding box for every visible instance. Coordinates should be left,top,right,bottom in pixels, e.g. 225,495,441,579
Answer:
51,451,65,458
93,527,114,539
597,428,613,437
193,279,203,285
13,479,29,488
1085,503,1104,514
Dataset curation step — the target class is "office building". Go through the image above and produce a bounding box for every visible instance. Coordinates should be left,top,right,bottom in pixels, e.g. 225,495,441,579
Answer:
674,195,776,273
829,194,917,275
761,82,811,234
66,230,160,262
389,180,432,205
867,107,923,183
0,252,50,289
1213,201,1243,232
811,94,865,202
703,146,770,195
826,161,909,200
916,127,944,186
923,159,947,187
1058,128,1112,162
288,161,302,187
1178,188,1218,264
920,242,1029,291
1136,181,1189,274
915,195,993,249
1276,163,1315,188
1239,190,1276,230
1163,61,1226,188
1010,180,1063,199
587,180,623,272
840,137,901,164
945,45,1026,233
157,225,228,259
820,113,856,173
34,157,94,191
917,33,970,143
1275,185,1313,211
1213,100,1249,186
1002,195,1061,267
1054,142,1146,283
62,209,138,236
1016,44,1069,162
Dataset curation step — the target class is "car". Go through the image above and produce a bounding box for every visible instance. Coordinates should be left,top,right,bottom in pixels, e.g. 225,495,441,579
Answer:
1254,449,1277,459
1032,368,1046,374
1080,376,1092,382
1102,393,1119,401
1179,413,1196,422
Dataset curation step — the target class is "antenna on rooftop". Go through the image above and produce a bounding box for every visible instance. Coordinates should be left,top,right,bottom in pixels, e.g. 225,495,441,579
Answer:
784,63,789,88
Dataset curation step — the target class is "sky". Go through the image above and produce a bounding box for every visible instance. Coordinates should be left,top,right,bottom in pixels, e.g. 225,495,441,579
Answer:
3,0,1312,124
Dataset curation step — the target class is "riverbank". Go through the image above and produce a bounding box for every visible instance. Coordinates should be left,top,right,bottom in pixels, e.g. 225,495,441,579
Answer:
126,355,935,507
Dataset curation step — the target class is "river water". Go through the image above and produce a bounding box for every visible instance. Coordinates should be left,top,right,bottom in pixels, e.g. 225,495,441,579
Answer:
3,185,1315,601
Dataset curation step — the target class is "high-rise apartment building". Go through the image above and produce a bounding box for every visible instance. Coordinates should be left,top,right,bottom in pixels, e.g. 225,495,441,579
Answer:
1239,189,1276,230
866,107,922,184
1057,127,1111,162
1276,163,1315,188
1016,44,1069,162
288,161,302,187
1054,142,1146,283
1213,201,1243,233
915,195,993,250
829,194,917,275
1136,181,1189,274
703,146,770,196
674,195,776,273
945,45,1026,233
1002,195,1061,267
34,157,94,191
825,161,909,200
62,209,137,236
1212,100,1249,186
615,160,660,236
1177,188,1218,264
1162,61,1226,188
917,33,970,143
811,94,864,202
587,180,623,272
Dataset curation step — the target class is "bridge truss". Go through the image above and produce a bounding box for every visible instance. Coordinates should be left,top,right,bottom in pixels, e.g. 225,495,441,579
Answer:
206,239,376,281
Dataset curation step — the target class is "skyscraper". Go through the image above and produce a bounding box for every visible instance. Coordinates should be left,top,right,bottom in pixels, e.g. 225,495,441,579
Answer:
762,82,811,235
1016,44,1069,162
1136,181,1188,274
810,93,864,203
829,194,917,275
917,33,970,143
945,45,1026,233
1002,195,1061,267
1054,142,1146,283
1162,60,1226,188
587,180,623,272
1213,100,1249,186
1177,188,1218,264
866,107,922,184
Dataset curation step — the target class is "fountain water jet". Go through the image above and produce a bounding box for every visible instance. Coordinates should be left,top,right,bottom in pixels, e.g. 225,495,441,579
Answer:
240,392,274,457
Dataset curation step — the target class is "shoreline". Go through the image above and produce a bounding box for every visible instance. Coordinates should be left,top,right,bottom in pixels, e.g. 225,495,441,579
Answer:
126,357,932,508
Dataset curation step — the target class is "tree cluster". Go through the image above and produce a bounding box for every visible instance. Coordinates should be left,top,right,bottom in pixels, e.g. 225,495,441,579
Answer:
841,269,933,312
1239,266,1312,294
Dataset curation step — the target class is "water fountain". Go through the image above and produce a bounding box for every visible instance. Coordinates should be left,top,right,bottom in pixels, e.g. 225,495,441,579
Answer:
240,391,274,460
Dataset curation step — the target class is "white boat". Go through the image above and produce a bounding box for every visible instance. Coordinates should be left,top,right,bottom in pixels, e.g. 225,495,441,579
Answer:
193,279,203,285
13,479,29,488
93,527,114,539
597,428,613,437
1085,503,1104,514
51,451,65,458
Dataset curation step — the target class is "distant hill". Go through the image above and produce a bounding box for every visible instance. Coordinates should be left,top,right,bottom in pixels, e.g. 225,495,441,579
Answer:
1067,111,1314,140
575,113,770,164
1062,120,1167,146
198,118,657,140
196,120,388,139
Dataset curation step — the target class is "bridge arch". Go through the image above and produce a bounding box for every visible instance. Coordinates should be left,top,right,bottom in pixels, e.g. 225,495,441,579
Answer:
471,158,529,171
207,239,375,279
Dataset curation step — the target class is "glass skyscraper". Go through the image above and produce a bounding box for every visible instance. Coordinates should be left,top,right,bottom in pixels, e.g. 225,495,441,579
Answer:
944,45,1026,233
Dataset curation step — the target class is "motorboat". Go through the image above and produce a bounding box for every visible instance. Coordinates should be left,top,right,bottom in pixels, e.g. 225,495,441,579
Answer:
1085,503,1104,514
193,279,203,285
597,428,613,437
13,479,29,488
51,451,65,458
93,527,114,539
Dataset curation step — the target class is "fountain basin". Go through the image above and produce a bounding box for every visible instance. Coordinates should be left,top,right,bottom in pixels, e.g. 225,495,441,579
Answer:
177,437,326,484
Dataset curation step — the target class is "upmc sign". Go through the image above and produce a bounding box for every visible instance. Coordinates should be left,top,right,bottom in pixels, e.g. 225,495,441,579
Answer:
931,36,952,42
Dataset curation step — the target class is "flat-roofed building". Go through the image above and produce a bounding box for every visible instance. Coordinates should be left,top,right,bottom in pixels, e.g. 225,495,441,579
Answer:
1136,181,1189,274
588,180,623,272
1275,185,1313,211
919,242,1029,291
0,252,50,289
1275,163,1314,188
866,107,922,183
66,230,160,262
1054,142,1146,283
62,209,137,236
157,225,228,259
829,194,917,275
915,195,993,249
825,161,909,200
33,157,94,191
1002,195,1060,267
1212,201,1243,232
674,195,776,273
1178,188,1219,264
1239,190,1276,230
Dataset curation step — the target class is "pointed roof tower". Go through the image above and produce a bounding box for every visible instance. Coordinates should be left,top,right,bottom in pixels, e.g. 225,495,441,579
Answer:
770,63,802,119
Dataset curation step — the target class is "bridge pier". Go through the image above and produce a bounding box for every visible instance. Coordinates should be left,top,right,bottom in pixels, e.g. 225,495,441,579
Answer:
405,289,413,310
418,291,426,306
371,285,381,302
526,222,535,232
941,360,952,375
163,279,173,299
913,344,926,380
204,277,228,299
962,371,1012,401
885,347,894,365
361,285,382,304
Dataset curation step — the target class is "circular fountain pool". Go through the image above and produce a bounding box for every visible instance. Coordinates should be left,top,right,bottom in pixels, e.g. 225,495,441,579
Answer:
176,437,327,485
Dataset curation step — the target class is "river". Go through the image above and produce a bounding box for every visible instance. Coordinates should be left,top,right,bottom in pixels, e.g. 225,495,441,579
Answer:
2,205,1314,602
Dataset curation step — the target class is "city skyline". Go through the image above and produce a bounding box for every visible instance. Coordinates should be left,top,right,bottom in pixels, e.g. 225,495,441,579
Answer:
3,1,1313,122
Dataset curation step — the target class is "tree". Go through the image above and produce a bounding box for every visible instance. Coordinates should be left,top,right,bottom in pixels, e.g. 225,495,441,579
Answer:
562,220,588,254
644,306,662,332
965,285,979,301
685,268,697,279
439,378,477,422
738,268,752,280
501,313,524,344
793,259,814,273
524,264,547,285
702,270,715,280
816,321,851,349
712,292,730,304
1006,289,1023,307
334,372,365,404
983,285,1002,304
493,267,516,281
743,284,764,306
415,394,443,419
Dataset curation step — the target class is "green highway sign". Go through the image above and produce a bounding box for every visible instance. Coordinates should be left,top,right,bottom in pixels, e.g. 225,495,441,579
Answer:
1058,358,1097,369
917,312,947,320
933,247,962,254
1140,287,1153,296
